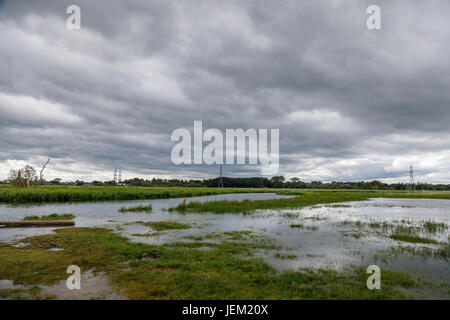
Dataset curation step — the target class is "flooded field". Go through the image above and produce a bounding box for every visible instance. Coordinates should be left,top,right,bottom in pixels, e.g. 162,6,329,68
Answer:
0,193,449,299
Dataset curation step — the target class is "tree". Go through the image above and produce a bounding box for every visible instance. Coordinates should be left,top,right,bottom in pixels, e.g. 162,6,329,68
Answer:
8,165,38,187
22,165,38,188
8,169,24,187
39,158,50,183
270,176,285,188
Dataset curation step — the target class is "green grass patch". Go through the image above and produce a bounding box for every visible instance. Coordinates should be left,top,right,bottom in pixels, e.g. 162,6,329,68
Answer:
390,244,449,260
389,234,439,244
169,192,372,214
169,190,450,214
23,214,75,221
0,186,276,204
119,205,152,213
274,253,297,260
422,221,448,234
141,221,191,231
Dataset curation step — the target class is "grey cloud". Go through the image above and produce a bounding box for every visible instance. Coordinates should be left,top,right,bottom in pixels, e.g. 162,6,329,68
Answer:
0,0,449,182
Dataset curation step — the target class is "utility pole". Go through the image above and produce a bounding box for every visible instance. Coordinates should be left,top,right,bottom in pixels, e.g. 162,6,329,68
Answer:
113,167,117,184
409,165,414,191
218,165,224,188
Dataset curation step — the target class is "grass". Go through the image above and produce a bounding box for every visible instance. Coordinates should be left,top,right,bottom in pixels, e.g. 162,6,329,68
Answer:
422,221,448,234
119,205,152,213
274,253,298,260
390,244,449,260
169,192,372,214
2,186,449,204
184,231,255,242
169,190,450,214
23,213,75,221
389,234,439,244
0,227,429,299
0,186,276,204
338,219,447,245
140,221,191,231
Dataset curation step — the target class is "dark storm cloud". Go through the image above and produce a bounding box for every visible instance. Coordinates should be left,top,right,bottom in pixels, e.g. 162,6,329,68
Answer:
0,0,449,182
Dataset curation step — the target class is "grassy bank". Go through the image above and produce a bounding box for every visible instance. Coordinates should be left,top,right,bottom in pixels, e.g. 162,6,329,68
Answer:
0,186,275,203
170,191,450,214
1,185,449,204
0,227,429,299
23,214,75,221
119,205,152,213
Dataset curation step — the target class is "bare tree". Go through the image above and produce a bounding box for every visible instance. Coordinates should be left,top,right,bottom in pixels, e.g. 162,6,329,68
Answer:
39,158,50,183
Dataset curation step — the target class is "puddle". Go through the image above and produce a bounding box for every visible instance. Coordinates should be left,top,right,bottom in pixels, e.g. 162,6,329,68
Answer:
0,271,124,300
40,270,124,300
48,247,64,251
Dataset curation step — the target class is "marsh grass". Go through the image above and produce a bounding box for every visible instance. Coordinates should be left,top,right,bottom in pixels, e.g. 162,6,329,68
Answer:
168,190,450,214
422,221,448,234
0,227,434,299
140,221,191,231
2,186,449,206
280,212,300,219
389,234,439,244
274,252,297,260
0,186,276,204
22,213,75,221
338,219,447,245
119,205,152,213
390,244,449,260
184,231,254,242
169,192,372,214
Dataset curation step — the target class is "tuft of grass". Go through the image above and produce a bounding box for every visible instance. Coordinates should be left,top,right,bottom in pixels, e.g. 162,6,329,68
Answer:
141,221,191,231
119,205,152,213
290,224,304,229
389,234,439,244
390,244,449,261
23,214,75,221
422,221,448,234
274,253,297,260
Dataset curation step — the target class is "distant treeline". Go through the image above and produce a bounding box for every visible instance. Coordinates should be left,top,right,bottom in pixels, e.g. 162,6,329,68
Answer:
86,177,450,190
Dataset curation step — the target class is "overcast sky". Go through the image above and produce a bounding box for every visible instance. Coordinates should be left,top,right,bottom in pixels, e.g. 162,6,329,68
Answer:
0,0,449,183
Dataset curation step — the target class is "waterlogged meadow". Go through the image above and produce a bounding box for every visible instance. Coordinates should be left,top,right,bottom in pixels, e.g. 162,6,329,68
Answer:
0,188,449,299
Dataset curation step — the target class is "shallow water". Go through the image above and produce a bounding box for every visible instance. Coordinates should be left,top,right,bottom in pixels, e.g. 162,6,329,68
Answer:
0,195,449,288
0,193,290,241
